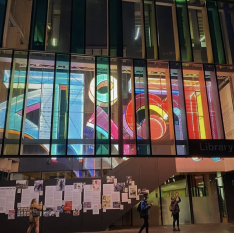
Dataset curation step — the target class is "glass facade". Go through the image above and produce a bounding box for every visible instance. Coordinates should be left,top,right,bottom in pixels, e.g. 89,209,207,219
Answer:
0,0,233,64
0,50,232,156
1,0,234,157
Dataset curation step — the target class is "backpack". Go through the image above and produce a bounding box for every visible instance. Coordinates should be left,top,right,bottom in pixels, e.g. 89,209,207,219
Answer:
169,204,172,211
169,203,176,212
137,202,142,213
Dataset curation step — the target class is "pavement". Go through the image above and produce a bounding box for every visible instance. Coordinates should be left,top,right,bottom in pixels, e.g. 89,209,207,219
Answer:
99,223,234,233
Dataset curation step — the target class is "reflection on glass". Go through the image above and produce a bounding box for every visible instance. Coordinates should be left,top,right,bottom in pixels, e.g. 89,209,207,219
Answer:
46,0,72,53
182,63,211,139
68,56,95,156
122,59,136,155
0,0,7,46
156,1,176,60
188,0,209,63
110,59,119,155
51,54,70,155
71,0,86,54
96,57,110,155
4,0,32,49
176,0,193,61
216,65,234,139
21,53,55,155
218,2,234,64
170,62,188,155
134,60,150,155
109,0,123,57
147,61,175,155
86,0,107,56
0,50,13,154
204,64,224,139
30,0,47,51
3,51,28,155
122,0,143,58
144,0,157,59
207,0,226,64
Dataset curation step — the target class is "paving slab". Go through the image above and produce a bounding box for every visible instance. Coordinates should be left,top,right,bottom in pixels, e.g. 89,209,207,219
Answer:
81,223,234,233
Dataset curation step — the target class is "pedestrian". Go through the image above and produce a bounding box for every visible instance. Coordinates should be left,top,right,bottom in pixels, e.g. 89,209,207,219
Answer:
27,198,43,233
171,192,181,231
138,193,153,233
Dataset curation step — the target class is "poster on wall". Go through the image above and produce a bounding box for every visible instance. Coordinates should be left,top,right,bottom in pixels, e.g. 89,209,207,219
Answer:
17,210,20,217
16,180,28,190
103,184,113,195
72,190,82,210
8,210,15,219
64,185,73,201
141,188,149,195
102,195,111,209
45,186,62,207
73,183,84,191
129,185,137,198
92,191,101,209
106,176,115,183
43,207,56,217
73,210,79,216
113,202,121,209
92,180,101,192
83,202,91,209
34,180,43,193
125,176,132,186
121,193,128,202
93,204,99,215
56,206,63,213
114,183,125,192
84,185,92,209
63,201,72,211
0,187,16,213
56,179,65,191
21,186,39,207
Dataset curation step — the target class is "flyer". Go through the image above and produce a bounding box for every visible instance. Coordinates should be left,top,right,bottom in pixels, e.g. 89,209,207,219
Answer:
0,187,16,213
34,180,43,193
21,186,39,207
93,204,99,215
16,180,28,190
106,176,115,183
56,179,65,191
102,195,111,209
92,180,101,192
114,183,125,192
129,185,137,198
73,210,79,216
122,193,128,202
8,210,15,219
113,202,121,208
73,183,84,192
125,176,132,186
63,201,72,211
45,186,62,207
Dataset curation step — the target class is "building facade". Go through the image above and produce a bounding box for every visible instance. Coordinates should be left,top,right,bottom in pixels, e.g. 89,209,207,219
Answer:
0,0,234,232
0,0,234,157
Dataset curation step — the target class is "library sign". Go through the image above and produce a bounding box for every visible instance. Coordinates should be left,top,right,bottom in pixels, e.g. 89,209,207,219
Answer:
188,139,234,157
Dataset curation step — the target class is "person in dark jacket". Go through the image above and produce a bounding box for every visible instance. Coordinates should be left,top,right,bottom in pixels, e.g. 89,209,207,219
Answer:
138,193,152,233
171,193,181,231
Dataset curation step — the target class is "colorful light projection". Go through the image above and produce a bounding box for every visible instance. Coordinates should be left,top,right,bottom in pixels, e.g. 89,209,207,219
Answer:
2,70,84,155
0,70,224,161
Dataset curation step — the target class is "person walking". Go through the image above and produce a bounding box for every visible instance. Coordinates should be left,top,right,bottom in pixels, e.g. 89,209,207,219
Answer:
27,198,43,233
171,193,181,231
138,193,152,233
